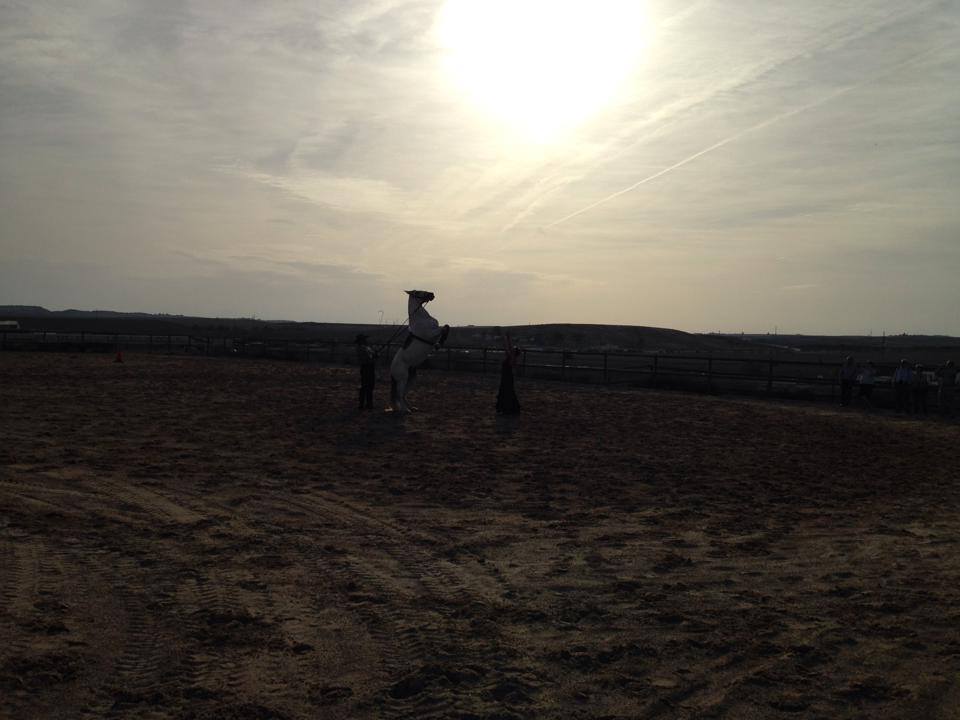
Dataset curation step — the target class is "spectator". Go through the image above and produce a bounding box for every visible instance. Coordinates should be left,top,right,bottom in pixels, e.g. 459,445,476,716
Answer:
839,356,857,407
858,361,876,407
938,360,956,419
892,359,913,413
911,364,929,415
355,333,377,410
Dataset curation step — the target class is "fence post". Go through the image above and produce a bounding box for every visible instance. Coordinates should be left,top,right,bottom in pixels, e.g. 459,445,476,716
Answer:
80,332,85,352
206,337,210,356
652,355,658,387
767,357,774,393
522,349,527,378
1,332,5,350
167,335,172,354
603,352,608,384
482,347,487,374
707,356,713,391
447,347,451,370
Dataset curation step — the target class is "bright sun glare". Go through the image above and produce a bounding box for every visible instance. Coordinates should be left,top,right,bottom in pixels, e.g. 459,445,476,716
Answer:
437,0,648,142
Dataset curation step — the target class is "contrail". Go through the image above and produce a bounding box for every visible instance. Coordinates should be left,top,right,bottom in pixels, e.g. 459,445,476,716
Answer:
545,46,942,230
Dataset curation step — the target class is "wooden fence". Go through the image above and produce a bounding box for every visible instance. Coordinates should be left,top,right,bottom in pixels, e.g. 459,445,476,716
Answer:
1,329,950,407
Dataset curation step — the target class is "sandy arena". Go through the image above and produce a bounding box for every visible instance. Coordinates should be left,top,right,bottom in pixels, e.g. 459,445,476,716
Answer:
1,352,959,719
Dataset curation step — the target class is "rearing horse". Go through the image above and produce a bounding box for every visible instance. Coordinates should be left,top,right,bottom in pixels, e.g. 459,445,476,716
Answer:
389,290,448,414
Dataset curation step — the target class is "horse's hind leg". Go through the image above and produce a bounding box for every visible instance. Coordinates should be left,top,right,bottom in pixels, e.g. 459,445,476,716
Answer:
396,373,409,414
388,350,404,413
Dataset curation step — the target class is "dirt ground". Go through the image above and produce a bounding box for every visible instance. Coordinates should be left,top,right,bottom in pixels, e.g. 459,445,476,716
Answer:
1,352,959,720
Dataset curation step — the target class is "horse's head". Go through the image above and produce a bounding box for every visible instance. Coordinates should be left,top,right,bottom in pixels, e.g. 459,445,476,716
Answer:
406,289,435,302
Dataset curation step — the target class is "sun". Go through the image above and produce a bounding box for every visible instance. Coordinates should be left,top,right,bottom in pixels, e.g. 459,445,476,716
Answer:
436,0,649,142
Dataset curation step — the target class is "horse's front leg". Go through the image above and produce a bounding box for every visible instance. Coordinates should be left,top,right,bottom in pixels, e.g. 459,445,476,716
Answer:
390,360,410,414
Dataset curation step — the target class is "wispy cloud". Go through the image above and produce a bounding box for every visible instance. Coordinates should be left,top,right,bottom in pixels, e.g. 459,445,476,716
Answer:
545,39,944,229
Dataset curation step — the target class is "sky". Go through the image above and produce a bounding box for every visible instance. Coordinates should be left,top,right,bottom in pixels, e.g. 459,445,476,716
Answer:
1,0,958,333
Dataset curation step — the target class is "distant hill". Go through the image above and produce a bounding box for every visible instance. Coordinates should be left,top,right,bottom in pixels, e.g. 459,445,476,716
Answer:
1,307,957,356
0,306,753,352
0,305,50,316
464,323,753,353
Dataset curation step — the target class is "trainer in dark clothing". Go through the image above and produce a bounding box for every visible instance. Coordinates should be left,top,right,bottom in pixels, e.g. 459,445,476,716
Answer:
911,364,929,414
858,362,876,406
893,359,913,413
355,334,377,410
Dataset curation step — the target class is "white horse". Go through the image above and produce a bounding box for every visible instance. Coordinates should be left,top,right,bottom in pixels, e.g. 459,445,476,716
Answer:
389,290,448,414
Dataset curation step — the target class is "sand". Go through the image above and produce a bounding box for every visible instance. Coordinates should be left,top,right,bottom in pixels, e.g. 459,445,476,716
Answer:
1,352,959,719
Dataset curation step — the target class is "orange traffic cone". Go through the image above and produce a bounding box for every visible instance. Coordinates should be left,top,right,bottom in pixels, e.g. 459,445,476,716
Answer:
114,350,124,363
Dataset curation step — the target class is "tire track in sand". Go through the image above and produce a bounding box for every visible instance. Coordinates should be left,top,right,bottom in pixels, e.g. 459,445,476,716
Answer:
0,542,40,666
176,572,249,698
72,475,233,716
79,570,171,719
94,477,204,526
1,539,92,718
274,490,511,719
145,480,470,694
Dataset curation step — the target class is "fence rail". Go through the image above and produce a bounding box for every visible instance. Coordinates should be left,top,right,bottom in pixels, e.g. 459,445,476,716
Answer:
2,329,951,407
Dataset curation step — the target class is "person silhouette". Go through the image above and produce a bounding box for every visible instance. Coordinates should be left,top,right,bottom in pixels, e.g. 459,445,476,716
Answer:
858,361,876,407
892,359,913,413
839,356,857,407
911,364,929,415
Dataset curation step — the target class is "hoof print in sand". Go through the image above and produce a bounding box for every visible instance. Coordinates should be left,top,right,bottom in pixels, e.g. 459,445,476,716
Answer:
186,703,291,720
314,685,353,705
189,610,273,647
768,695,810,713
840,677,910,703
389,664,485,700
488,678,536,705
0,652,80,692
